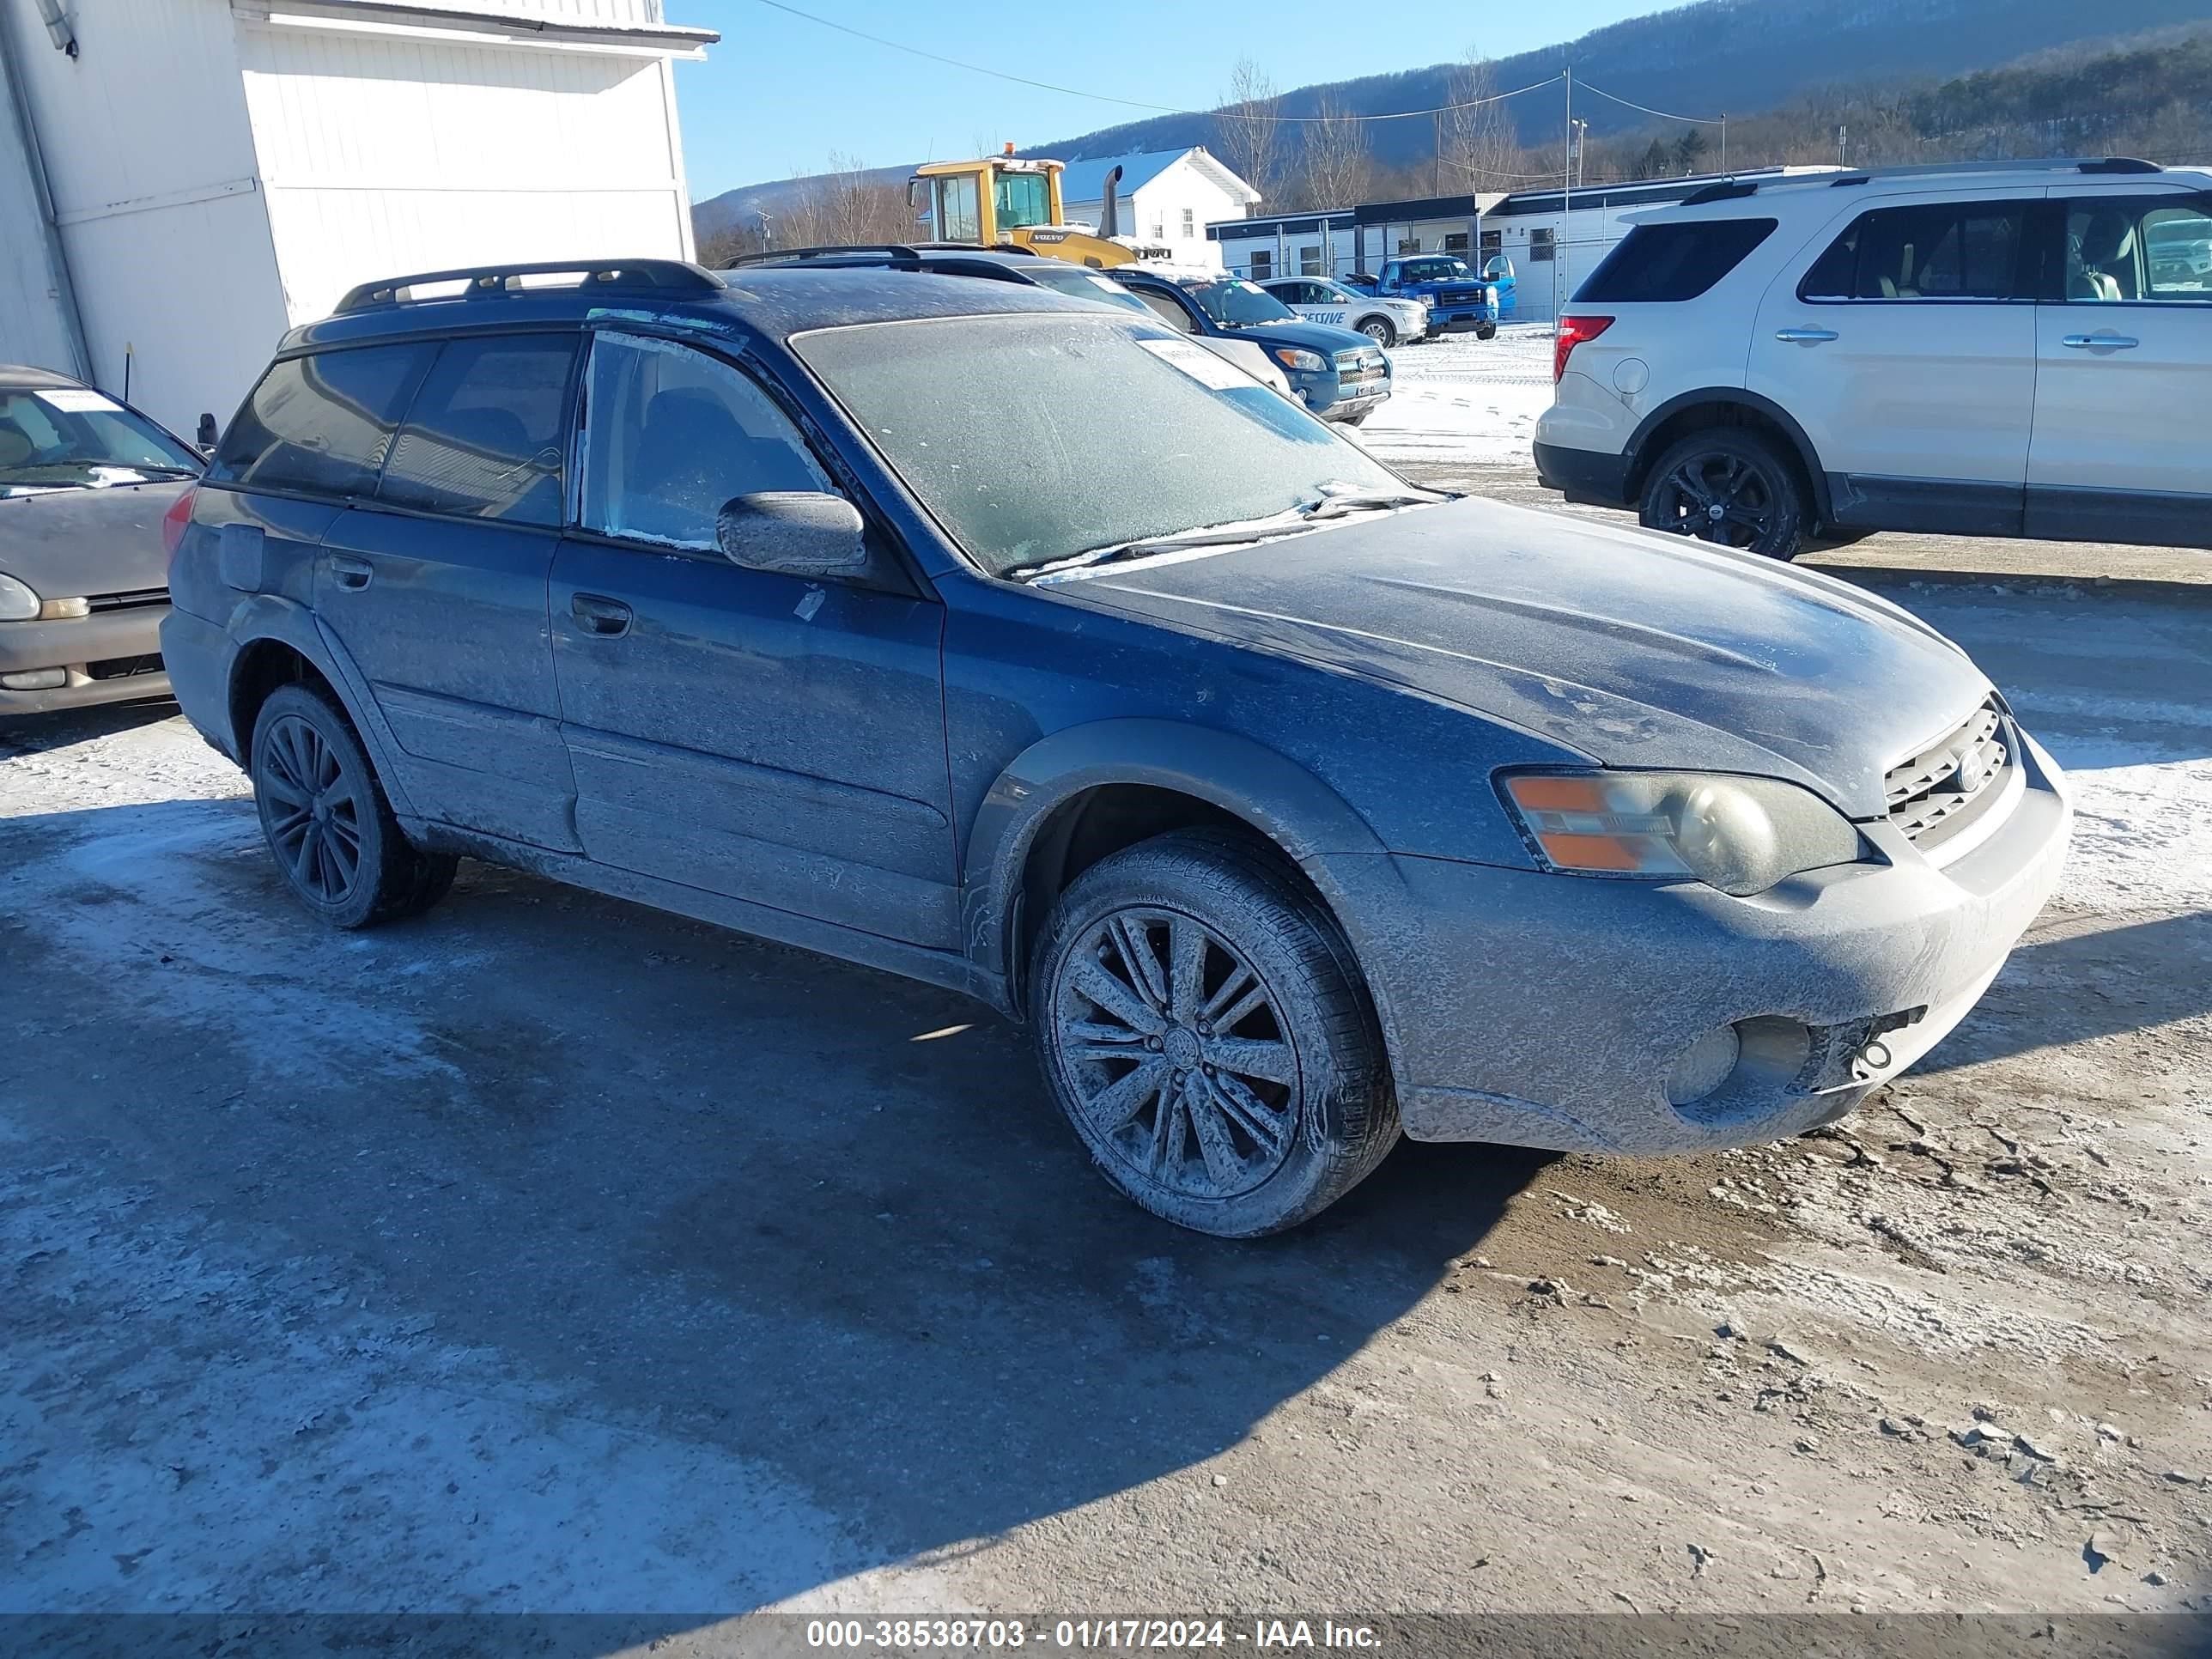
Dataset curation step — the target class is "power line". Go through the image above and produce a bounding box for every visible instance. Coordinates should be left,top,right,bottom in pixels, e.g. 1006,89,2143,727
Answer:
746,0,1564,125
1572,76,1727,127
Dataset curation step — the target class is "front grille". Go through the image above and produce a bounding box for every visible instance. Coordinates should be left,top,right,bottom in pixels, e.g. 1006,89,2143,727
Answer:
1437,287,1485,306
87,653,164,681
1883,698,2013,849
88,586,168,611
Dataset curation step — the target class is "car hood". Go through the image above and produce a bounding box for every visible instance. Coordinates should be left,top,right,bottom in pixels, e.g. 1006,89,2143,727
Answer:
1051,496,1991,818
1237,319,1381,356
0,477,189,598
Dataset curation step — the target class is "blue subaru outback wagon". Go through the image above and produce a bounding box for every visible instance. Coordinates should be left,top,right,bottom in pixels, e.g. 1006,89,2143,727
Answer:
162,258,2069,1237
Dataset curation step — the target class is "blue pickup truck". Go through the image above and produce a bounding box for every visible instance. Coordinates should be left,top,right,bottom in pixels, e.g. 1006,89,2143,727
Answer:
1347,256,1500,338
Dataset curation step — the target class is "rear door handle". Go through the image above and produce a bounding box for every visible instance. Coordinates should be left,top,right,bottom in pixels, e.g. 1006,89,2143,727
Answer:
569,593,633,637
328,554,374,591
1773,327,1839,343
2060,333,2139,349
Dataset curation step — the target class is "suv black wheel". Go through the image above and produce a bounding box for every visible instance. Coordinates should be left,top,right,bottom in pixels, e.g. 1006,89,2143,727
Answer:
1638,428,1806,559
1030,830,1401,1237
1358,315,1397,348
250,683,459,930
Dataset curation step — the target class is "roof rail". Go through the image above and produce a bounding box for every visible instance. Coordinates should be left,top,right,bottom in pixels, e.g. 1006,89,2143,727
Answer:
335,259,720,313
724,243,926,267
1671,156,2170,208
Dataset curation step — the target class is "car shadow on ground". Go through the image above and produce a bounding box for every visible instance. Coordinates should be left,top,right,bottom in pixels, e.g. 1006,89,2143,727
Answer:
1911,908,2211,1077
1,794,1553,1607
0,697,177,755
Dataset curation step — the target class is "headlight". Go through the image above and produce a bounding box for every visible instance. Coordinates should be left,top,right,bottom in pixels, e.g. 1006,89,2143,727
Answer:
0,572,40,623
1498,770,1869,896
1270,346,1327,372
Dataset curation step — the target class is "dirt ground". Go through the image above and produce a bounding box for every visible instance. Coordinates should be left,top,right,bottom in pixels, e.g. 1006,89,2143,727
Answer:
4,401,2210,1625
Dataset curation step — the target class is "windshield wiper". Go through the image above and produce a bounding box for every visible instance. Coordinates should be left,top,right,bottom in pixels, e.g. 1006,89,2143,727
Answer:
1008,484,1444,582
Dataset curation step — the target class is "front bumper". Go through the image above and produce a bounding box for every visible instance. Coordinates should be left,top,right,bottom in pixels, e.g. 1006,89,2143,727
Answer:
1320,731,2073,1154
0,604,172,716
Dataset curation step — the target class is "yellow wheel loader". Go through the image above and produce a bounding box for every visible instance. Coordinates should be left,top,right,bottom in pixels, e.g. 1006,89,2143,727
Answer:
908,149,1162,269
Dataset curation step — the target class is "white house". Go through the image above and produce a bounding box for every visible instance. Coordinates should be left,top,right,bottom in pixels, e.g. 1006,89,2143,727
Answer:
1056,147,1259,269
0,0,714,436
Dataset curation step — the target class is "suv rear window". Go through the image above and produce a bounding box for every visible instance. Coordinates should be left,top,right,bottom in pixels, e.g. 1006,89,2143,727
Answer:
377,334,577,526
1574,219,1777,303
211,343,434,498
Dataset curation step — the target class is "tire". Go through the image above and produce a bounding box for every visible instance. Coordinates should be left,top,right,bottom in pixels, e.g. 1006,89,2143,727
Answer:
1474,322,1498,341
1029,829,1401,1237
249,682,459,930
1638,427,1807,560
1339,409,1372,428
1358,315,1397,348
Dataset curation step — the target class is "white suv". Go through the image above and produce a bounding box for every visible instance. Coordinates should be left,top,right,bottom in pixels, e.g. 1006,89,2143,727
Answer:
1534,157,2212,559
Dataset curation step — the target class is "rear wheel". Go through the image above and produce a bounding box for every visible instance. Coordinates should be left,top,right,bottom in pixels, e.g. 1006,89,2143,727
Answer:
1638,428,1807,560
250,683,458,929
1358,315,1397,348
1030,830,1401,1237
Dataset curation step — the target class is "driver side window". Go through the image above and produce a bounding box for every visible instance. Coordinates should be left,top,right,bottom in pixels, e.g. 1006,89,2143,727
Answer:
580,333,832,551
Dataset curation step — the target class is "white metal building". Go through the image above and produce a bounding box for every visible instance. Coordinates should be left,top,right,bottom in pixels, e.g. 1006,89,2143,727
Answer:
1056,147,1260,270
1209,166,1844,319
0,0,714,435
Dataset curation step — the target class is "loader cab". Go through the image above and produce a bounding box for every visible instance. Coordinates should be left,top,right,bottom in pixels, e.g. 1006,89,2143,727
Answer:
909,153,1065,246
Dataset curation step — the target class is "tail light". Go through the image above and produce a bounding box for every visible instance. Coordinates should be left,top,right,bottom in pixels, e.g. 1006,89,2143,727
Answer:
161,483,198,571
1553,313,1614,383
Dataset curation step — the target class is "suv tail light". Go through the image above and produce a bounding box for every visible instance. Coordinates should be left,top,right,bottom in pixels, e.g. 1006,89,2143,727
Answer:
1554,313,1614,383
161,483,198,572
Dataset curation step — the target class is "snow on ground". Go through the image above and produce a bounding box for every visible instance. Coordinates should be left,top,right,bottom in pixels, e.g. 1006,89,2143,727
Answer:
1361,322,1556,471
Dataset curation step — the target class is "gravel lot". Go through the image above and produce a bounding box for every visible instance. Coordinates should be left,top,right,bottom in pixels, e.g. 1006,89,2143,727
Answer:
4,331,2210,1627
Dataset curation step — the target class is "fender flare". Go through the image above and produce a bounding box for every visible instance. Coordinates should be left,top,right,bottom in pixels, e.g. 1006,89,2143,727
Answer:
957,718,1389,988
222,595,421,820
1624,387,1834,525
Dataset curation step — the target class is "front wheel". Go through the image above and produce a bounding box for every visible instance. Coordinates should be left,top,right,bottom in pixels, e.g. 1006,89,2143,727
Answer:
1358,315,1397,348
1029,830,1401,1237
1638,428,1807,560
1474,322,1498,341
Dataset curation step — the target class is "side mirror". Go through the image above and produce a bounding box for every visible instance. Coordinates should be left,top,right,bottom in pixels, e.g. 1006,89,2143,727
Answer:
196,412,218,454
715,491,868,579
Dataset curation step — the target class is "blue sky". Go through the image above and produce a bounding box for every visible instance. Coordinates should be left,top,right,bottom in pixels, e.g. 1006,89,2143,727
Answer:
670,0,1665,198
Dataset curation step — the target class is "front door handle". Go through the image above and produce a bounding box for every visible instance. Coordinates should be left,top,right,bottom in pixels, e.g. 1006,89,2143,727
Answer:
2060,333,2140,349
570,593,633,637
328,554,373,591
1773,327,1839,343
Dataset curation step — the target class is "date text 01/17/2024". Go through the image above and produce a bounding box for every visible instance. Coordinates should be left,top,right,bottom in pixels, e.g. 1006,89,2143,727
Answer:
804,1619,1384,1650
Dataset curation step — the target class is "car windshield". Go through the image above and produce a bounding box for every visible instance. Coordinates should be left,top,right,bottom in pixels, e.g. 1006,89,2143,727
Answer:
795,313,1410,578
1411,259,1475,282
0,386,199,495
1180,278,1297,327
1014,262,1155,313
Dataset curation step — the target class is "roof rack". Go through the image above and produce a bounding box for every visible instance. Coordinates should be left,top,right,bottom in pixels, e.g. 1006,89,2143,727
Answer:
723,240,1044,269
1674,157,2166,208
334,259,720,314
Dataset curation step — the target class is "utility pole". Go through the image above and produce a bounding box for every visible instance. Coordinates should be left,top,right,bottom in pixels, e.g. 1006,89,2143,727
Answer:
1433,108,1442,196
1560,65,1573,325
1720,113,1728,174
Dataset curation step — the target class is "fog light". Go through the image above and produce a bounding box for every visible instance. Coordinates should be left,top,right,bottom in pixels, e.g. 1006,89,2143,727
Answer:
1666,1024,1741,1107
38,596,90,620
1,668,68,690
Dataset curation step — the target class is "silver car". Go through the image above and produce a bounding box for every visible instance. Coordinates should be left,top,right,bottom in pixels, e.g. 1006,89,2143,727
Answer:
1,365,201,715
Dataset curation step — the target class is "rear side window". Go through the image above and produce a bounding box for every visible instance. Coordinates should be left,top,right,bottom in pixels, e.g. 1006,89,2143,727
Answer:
1574,219,1777,303
1798,202,2028,301
211,343,434,498
378,335,578,526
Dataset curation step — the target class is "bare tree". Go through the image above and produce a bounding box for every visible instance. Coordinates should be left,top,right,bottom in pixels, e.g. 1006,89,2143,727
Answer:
1295,94,1373,210
1440,50,1522,192
1215,57,1284,204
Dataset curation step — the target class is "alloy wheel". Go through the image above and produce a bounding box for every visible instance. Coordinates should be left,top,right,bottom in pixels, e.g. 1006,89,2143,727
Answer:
258,713,364,904
1051,908,1302,1200
1653,452,1778,549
